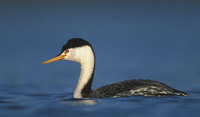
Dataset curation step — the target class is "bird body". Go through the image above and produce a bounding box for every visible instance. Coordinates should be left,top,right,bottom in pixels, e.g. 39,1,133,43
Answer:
90,79,188,98
42,38,188,98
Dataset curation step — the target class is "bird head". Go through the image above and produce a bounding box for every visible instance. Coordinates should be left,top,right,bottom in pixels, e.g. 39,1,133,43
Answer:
42,38,94,64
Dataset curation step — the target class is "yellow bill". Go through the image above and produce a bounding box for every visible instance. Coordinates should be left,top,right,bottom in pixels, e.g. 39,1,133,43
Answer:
42,55,66,64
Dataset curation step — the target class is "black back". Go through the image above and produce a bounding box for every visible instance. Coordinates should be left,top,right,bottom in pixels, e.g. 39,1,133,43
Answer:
90,79,188,98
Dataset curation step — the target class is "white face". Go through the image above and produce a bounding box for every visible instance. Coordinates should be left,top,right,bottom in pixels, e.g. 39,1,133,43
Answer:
62,46,94,64
42,45,95,65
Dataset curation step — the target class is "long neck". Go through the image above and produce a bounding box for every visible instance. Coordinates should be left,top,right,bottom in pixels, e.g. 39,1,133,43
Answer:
74,51,95,98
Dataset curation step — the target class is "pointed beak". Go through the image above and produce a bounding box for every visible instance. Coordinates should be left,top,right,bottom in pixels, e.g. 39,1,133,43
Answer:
42,54,67,64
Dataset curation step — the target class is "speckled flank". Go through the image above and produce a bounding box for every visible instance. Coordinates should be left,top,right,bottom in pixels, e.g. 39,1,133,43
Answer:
90,80,188,98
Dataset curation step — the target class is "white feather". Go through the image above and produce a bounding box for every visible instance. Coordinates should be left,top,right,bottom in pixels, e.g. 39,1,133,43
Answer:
63,46,95,98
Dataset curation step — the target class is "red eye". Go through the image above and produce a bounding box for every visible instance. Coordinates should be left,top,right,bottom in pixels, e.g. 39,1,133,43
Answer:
65,49,69,53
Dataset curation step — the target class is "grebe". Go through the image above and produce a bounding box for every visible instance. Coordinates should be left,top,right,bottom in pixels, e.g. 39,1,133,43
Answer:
42,38,188,98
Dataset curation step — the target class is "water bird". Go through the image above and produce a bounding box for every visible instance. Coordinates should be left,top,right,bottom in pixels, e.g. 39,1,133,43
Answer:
42,38,188,98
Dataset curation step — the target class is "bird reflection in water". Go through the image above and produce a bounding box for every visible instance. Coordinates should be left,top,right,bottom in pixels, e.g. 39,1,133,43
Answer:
61,98,97,106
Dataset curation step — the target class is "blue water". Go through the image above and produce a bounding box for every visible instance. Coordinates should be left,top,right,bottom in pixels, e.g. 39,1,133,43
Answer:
0,0,200,117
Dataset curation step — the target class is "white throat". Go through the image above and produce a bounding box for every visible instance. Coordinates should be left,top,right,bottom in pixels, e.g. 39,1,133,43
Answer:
72,46,95,98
